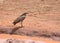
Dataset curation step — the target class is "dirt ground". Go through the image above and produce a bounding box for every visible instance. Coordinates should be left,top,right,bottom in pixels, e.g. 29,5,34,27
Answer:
0,34,60,43
0,0,60,43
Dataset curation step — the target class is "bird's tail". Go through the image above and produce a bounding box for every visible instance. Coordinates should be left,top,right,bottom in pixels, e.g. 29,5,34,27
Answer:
13,22,16,25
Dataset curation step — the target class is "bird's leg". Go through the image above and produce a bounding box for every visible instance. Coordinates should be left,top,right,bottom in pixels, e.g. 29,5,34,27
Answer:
21,21,23,27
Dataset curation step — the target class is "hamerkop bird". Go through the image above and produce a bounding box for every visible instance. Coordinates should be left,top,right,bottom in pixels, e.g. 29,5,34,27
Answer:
13,12,28,27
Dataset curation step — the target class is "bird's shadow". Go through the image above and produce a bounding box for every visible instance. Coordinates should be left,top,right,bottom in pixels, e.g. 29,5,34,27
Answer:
10,26,23,34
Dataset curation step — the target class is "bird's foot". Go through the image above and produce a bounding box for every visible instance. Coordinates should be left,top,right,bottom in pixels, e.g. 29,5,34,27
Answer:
20,26,24,28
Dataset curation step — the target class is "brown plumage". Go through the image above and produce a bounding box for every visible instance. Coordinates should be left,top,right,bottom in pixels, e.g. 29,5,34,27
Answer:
13,12,28,27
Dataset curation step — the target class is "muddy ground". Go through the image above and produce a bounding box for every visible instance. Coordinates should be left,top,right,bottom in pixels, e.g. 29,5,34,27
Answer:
0,26,60,41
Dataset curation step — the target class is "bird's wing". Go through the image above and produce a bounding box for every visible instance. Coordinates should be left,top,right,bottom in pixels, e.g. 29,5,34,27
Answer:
14,16,25,22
